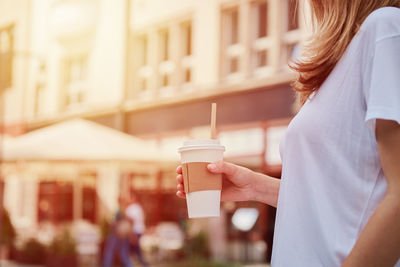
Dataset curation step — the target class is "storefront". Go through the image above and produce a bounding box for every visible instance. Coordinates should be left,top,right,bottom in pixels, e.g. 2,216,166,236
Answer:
10,81,296,262
88,82,296,262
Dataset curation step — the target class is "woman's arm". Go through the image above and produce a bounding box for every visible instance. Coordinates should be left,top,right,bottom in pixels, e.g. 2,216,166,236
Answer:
248,169,281,207
342,119,400,267
176,161,281,207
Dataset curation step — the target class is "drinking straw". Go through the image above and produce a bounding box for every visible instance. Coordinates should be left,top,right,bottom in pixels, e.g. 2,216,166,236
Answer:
211,103,217,139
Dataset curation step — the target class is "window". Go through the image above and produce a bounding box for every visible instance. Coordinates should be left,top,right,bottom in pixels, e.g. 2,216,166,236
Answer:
222,7,243,78
138,35,148,66
38,176,97,224
180,21,193,88
81,172,97,224
34,63,46,116
62,54,88,109
135,35,149,93
281,0,302,68
34,85,44,116
128,172,159,225
220,0,304,78
158,28,174,93
82,187,96,223
0,25,14,90
127,172,187,226
159,29,169,61
284,43,298,64
38,181,74,224
130,172,157,191
256,1,268,38
230,57,239,73
182,22,192,57
250,0,272,73
255,50,268,67
287,0,299,31
228,8,239,45
132,20,194,98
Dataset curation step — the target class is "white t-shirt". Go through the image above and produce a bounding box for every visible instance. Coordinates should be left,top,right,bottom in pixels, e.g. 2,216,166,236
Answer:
125,203,146,235
272,7,400,267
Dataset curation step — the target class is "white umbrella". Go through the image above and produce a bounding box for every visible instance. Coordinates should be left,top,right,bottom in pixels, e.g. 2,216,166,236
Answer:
2,119,165,161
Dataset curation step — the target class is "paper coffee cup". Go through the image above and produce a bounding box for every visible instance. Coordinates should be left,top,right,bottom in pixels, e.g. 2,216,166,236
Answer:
178,139,225,218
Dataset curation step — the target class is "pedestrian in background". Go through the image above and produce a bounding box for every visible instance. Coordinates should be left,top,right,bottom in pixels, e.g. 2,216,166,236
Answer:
177,1,400,266
125,192,149,267
103,197,133,267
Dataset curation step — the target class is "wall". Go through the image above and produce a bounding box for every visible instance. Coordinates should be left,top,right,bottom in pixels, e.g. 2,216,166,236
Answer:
0,0,30,125
1,0,127,125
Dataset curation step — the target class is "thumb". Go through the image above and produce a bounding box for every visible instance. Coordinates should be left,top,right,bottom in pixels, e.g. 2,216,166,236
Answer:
207,161,237,176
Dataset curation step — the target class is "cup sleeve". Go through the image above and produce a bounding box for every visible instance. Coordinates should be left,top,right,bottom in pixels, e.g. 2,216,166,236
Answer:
364,35,400,134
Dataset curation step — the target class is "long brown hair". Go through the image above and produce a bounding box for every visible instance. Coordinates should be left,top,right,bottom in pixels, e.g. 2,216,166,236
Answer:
292,0,400,105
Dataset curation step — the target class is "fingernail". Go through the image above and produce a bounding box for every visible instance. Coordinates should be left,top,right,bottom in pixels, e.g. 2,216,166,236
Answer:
208,164,217,171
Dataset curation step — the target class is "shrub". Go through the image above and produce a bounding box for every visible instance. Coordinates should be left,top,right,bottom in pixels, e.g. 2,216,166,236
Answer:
48,228,76,257
99,217,111,242
46,228,77,267
0,207,16,247
184,231,209,259
17,238,46,264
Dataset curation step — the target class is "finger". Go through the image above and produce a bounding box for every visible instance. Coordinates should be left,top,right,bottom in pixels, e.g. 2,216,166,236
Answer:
176,174,183,184
176,165,182,174
176,191,186,199
177,183,184,191
207,161,237,176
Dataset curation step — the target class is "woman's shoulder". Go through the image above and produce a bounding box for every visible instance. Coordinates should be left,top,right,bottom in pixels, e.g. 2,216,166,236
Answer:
360,7,400,41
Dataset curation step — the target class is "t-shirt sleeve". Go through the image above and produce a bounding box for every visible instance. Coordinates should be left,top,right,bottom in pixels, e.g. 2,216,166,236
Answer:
365,35,400,134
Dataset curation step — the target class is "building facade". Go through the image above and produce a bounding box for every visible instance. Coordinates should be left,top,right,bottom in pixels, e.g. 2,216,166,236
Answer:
0,0,309,262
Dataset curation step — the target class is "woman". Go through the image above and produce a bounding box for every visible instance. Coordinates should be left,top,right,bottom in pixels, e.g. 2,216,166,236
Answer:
176,1,400,266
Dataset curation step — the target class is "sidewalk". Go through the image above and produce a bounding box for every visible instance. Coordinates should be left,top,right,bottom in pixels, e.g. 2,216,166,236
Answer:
0,260,270,267
0,260,44,267
243,265,270,267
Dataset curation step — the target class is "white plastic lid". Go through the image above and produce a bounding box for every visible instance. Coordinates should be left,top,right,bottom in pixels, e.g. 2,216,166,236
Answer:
178,139,225,153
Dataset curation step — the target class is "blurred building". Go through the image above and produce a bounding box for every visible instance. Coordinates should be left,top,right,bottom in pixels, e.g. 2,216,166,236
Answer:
0,0,309,263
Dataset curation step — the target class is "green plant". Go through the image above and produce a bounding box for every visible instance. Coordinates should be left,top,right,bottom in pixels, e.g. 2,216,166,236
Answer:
0,207,16,246
46,228,78,267
99,217,111,242
184,231,209,259
18,238,46,264
149,243,159,253
166,258,242,267
48,228,76,257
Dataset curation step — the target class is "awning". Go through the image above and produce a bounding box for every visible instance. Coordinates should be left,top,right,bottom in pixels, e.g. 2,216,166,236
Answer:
2,119,169,161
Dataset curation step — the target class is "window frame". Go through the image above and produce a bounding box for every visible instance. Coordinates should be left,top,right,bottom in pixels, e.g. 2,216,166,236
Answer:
61,53,89,110
221,5,246,82
281,0,302,69
179,20,194,92
249,0,274,76
220,0,305,82
0,24,15,91
134,34,151,95
157,28,175,97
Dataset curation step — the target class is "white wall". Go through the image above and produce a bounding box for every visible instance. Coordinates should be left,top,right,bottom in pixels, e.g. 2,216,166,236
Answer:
4,173,38,230
131,0,196,29
97,164,121,218
0,0,30,124
1,0,127,123
26,0,56,118
192,0,220,87
89,0,126,106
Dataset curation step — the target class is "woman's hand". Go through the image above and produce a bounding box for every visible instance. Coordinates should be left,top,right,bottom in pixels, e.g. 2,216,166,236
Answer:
176,161,281,207
176,161,257,202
